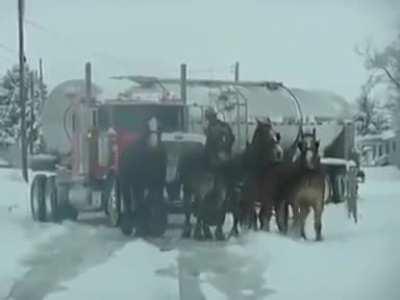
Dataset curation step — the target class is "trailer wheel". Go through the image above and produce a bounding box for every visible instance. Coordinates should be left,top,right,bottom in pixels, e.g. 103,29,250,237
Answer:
30,175,47,222
44,176,59,222
105,177,122,227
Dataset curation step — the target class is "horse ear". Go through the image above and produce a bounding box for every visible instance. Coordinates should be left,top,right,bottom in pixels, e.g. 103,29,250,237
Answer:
265,117,272,125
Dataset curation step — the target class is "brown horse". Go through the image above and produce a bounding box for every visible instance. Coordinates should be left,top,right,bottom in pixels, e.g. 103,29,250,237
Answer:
279,128,327,241
229,119,283,235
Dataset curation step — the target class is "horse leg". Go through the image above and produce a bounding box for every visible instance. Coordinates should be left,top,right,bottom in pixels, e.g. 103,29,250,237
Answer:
202,192,214,241
215,205,227,241
230,194,241,237
299,204,310,240
182,186,192,238
253,208,259,230
277,200,289,234
313,201,324,241
120,178,134,236
260,199,273,232
290,202,300,237
193,195,204,240
193,218,203,240
230,215,240,237
203,222,213,240
133,187,147,237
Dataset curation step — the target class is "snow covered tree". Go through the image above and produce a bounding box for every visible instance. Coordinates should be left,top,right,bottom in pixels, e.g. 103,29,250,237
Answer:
362,34,400,93
355,81,390,136
0,64,47,152
356,32,400,134
357,32,400,128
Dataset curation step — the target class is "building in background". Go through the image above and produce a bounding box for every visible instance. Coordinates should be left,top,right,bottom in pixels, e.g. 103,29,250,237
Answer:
357,130,400,167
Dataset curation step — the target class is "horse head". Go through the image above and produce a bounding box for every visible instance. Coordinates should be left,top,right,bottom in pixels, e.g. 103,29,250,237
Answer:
205,121,235,167
297,127,320,170
250,118,283,165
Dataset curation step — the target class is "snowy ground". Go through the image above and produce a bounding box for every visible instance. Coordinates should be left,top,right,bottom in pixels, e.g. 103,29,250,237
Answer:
1,166,400,300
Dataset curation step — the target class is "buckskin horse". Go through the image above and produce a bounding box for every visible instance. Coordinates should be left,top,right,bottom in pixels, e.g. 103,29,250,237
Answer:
118,116,168,237
179,119,235,241
277,128,327,241
228,119,284,236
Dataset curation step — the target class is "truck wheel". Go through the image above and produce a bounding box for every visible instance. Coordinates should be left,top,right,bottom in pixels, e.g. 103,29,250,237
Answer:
106,177,122,227
44,176,59,222
30,175,47,222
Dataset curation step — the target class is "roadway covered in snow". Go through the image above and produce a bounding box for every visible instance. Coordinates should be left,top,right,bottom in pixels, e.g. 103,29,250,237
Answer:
1,167,399,300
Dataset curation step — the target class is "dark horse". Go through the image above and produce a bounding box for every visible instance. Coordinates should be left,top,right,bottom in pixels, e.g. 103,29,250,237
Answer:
179,120,235,241
118,116,167,237
228,119,284,236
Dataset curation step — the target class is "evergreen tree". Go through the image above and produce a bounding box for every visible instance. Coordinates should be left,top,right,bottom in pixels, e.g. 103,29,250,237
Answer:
0,64,47,152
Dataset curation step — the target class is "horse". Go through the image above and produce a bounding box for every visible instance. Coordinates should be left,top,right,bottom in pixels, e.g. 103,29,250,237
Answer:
179,119,235,241
228,119,284,236
278,128,327,241
118,116,167,237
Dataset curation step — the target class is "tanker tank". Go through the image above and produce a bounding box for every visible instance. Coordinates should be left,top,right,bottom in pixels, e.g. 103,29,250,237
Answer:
117,81,354,155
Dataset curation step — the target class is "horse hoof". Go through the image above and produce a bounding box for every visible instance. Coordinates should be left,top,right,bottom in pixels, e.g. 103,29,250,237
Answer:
135,226,147,238
316,236,323,242
182,227,191,239
261,226,270,232
120,214,134,236
202,226,213,240
229,229,239,238
215,231,225,241
194,228,204,241
203,231,213,240
194,233,204,241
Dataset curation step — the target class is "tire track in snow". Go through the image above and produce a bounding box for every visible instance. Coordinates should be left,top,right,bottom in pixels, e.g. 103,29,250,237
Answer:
6,219,128,300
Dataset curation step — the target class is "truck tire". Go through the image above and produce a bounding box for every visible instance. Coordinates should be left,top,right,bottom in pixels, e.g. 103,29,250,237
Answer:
44,176,60,222
30,174,47,222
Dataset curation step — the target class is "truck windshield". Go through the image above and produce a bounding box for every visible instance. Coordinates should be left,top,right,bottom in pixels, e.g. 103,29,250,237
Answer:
98,104,182,132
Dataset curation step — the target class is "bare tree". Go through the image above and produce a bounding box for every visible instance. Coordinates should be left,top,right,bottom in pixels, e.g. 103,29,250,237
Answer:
357,33,400,92
355,80,390,136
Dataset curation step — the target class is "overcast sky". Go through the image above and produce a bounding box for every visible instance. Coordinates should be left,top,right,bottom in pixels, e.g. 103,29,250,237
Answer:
0,0,399,101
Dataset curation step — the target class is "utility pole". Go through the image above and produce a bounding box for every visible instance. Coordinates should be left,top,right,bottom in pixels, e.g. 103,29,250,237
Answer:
18,0,28,182
85,62,92,103
234,61,239,82
29,71,35,154
180,63,188,131
39,58,44,101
